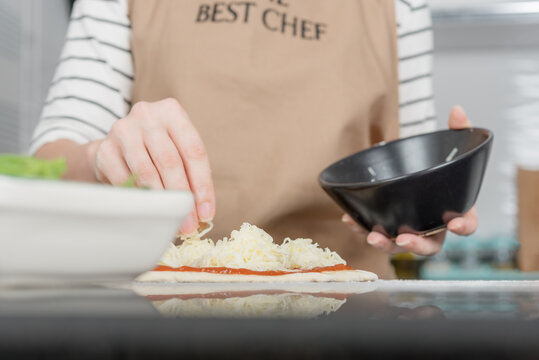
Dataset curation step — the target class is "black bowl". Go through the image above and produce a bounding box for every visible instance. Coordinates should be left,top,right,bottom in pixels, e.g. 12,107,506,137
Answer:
319,128,493,238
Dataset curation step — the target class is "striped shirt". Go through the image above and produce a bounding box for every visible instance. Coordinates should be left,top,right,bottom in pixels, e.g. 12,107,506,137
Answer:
30,0,436,153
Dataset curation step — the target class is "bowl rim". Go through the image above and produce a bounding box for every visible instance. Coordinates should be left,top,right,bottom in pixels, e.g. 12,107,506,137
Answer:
0,174,194,216
319,127,493,188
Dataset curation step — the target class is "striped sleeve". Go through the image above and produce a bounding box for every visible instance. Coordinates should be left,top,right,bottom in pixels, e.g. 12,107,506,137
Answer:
30,0,133,154
395,0,437,138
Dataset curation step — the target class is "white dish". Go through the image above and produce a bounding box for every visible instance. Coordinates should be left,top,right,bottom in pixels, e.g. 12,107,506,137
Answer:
0,175,193,284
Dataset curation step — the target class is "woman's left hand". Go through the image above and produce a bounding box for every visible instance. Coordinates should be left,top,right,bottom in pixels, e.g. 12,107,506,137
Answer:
342,105,478,256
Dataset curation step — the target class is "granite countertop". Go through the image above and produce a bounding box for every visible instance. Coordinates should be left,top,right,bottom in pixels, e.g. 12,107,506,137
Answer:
0,280,538,359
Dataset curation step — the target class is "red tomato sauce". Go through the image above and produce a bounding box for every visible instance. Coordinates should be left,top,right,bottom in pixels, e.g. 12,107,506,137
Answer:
153,264,353,276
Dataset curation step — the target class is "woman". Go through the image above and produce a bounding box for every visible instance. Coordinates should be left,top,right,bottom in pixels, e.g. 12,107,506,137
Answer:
32,0,477,278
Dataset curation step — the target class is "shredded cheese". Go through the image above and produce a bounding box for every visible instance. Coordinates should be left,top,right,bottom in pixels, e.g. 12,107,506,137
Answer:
160,223,346,271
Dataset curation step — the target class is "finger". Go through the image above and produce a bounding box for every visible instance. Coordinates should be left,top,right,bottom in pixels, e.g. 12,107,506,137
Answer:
367,232,404,254
448,105,472,129
144,129,200,235
94,140,131,185
341,214,367,234
117,129,164,190
395,232,445,256
179,210,199,235
342,213,353,224
448,206,478,235
158,99,215,221
144,128,190,191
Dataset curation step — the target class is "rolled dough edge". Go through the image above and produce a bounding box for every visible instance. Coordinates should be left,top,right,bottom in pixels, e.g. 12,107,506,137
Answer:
136,269,378,283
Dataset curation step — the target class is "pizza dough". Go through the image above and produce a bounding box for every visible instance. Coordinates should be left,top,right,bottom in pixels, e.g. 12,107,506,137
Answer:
136,269,378,283
137,223,378,283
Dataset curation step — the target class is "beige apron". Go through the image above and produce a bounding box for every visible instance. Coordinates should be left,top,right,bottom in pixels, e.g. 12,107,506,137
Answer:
128,0,400,278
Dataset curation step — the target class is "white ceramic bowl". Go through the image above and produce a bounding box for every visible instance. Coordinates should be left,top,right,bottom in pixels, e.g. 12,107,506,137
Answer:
0,175,193,284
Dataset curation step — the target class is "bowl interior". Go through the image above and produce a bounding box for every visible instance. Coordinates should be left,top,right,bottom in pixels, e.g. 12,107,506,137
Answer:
320,128,491,186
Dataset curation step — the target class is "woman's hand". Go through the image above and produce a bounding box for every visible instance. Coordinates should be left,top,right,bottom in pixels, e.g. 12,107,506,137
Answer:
89,98,215,234
342,105,478,255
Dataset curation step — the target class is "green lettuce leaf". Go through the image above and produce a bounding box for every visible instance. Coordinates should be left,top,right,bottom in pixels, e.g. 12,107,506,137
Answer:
0,154,67,180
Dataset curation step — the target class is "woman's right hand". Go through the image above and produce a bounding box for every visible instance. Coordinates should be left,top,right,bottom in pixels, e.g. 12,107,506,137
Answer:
89,98,215,235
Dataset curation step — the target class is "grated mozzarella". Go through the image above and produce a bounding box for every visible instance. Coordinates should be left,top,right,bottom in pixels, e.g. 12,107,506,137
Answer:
159,223,346,271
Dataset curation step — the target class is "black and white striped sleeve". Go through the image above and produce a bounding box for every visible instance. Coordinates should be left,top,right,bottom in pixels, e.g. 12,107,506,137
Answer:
30,0,133,154
395,0,437,138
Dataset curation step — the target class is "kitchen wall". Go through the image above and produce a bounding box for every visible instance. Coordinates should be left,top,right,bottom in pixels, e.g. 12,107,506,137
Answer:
419,0,539,278
430,0,539,240
0,0,69,153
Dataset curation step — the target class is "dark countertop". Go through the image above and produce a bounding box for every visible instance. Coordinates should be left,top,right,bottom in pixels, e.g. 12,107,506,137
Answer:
1,280,538,359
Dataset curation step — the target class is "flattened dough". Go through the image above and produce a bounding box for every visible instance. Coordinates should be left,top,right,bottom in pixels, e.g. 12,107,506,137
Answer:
136,269,378,283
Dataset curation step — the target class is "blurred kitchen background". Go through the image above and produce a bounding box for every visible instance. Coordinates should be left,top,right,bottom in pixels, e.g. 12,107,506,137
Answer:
0,0,538,279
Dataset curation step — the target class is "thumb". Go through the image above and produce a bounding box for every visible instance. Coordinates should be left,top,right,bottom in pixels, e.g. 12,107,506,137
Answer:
448,105,472,130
